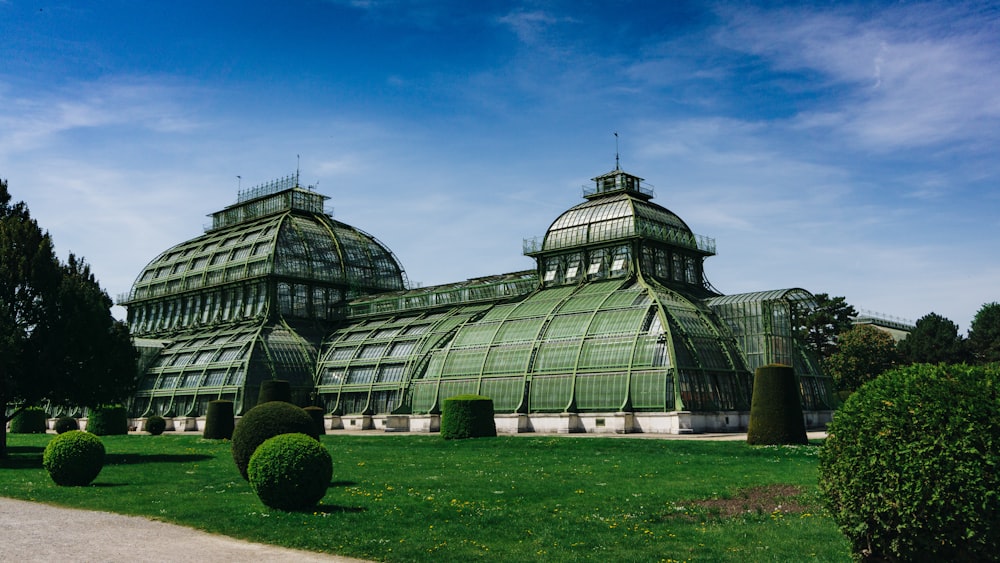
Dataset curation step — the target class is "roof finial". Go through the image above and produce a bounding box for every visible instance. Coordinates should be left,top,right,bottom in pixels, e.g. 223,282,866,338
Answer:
296,155,301,187
614,132,621,170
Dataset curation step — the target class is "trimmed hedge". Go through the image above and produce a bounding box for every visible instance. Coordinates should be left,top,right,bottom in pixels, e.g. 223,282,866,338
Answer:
257,380,291,405
203,400,235,440
144,415,167,436
231,401,318,480
54,416,79,434
248,433,332,511
303,406,327,436
746,364,807,446
42,430,105,486
441,394,496,440
819,363,1000,561
10,407,48,434
86,405,129,436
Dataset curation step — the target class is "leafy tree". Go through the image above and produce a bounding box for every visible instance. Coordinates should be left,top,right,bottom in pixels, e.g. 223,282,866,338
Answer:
0,180,136,457
897,312,967,365
793,293,857,360
824,324,899,393
968,302,1000,364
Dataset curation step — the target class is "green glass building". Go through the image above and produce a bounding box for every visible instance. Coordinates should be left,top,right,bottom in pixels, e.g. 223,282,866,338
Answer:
123,168,834,433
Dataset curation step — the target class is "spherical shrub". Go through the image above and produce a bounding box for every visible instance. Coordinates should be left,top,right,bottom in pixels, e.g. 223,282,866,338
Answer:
10,407,48,434
441,394,496,440
819,363,1000,561
144,415,167,436
746,364,807,446
231,401,318,480
42,430,105,486
248,433,332,511
303,406,327,436
203,400,235,440
87,405,128,436
54,416,79,434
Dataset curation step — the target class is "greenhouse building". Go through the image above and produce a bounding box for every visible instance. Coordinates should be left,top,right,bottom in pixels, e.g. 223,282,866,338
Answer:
121,167,835,434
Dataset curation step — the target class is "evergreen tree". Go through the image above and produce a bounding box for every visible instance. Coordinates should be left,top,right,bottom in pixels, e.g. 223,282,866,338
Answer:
968,302,1000,364
897,312,967,365
794,293,857,360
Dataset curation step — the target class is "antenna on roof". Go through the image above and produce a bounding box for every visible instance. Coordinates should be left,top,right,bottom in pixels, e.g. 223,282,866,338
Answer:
296,155,301,187
614,132,621,170
237,175,241,190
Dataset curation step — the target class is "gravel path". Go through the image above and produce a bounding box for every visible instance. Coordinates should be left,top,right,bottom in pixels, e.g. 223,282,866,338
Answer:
0,497,369,563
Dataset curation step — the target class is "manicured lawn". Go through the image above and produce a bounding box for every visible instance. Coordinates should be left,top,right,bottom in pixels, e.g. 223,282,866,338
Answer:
1,433,850,562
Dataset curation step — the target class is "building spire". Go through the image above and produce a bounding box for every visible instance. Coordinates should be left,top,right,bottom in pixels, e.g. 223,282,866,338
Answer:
614,132,621,170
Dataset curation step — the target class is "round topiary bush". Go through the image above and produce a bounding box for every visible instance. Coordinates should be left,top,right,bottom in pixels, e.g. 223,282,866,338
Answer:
86,405,129,436
248,433,332,511
231,401,318,480
54,416,79,434
257,379,291,405
441,394,496,440
746,364,807,446
819,363,1000,561
303,406,327,436
144,415,167,436
42,430,105,486
10,406,48,434
203,400,235,440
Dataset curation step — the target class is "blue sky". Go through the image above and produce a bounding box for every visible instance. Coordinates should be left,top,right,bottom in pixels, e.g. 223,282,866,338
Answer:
2,1,998,330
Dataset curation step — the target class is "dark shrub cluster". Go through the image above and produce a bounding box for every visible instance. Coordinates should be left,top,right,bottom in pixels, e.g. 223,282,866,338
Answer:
144,415,167,435
303,406,327,436
819,363,1000,561
248,433,332,511
10,407,48,434
87,405,129,436
746,364,807,446
203,400,235,440
257,379,291,405
231,401,318,480
42,430,105,486
54,416,79,434
441,394,496,440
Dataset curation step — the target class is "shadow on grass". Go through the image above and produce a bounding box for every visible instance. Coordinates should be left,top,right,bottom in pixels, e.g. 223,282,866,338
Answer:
329,480,357,488
105,453,214,465
312,503,366,514
0,446,45,469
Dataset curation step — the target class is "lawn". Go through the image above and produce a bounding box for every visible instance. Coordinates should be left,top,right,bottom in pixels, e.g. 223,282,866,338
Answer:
0,433,850,562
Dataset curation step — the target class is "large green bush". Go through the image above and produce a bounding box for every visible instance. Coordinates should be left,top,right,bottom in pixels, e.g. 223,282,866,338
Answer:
144,415,167,436
10,406,48,434
231,401,318,480
86,405,129,436
746,364,807,445
203,400,235,440
248,433,332,511
257,379,291,405
819,363,1000,561
441,394,496,440
54,416,79,434
42,430,105,486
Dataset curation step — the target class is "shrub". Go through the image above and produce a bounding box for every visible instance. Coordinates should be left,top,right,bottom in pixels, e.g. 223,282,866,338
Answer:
42,430,105,486
231,401,318,480
303,406,327,436
54,416,79,434
203,400,235,440
819,363,1000,561
248,433,332,511
10,406,48,434
86,405,129,436
441,394,496,440
144,415,167,435
746,364,807,446
257,379,291,405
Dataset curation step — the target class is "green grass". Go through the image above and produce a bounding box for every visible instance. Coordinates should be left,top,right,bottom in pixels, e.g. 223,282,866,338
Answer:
1,434,850,562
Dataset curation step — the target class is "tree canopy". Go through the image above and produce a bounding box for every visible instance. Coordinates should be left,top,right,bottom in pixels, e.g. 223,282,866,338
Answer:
824,324,899,394
968,302,1000,364
0,179,136,456
794,293,857,361
897,312,967,365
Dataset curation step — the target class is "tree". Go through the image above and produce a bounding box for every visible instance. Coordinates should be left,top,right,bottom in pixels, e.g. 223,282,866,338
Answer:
968,302,1000,364
897,312,967,365
824,324,899,393
793,293,857,361
0,180,136,457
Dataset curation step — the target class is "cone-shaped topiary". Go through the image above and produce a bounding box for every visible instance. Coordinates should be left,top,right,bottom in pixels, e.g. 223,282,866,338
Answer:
10,406,48,434
144,415,167,435
441,394,497,440
257,380,291,405
86,405,129,436
43,430,105,486
303,406,327,436
248,433,332,511
746,364,807,445
203,400,235,440
231,401,318,480
54,416,79,434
